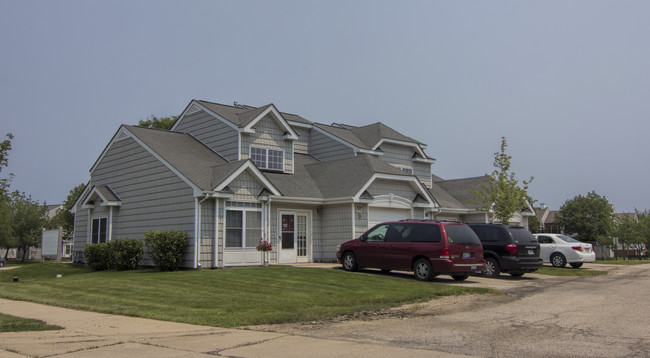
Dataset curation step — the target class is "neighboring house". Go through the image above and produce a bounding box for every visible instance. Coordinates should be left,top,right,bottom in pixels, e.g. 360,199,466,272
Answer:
72,100,501,267
41,204,74,260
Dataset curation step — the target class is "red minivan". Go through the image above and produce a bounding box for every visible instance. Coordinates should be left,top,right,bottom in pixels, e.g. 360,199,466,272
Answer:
336,220,485,281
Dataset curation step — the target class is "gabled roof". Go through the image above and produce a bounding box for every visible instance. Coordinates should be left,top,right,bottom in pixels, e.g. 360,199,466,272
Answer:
313,122,433,161
123,125,228,191
434,176,489,210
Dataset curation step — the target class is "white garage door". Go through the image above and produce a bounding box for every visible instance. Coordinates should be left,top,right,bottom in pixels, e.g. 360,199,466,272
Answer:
368,207,411,228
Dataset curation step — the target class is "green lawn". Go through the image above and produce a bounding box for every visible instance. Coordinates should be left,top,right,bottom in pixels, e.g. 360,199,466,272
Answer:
0,313,62,332
535,266,608,276
593,259,650,265
0,263,491,327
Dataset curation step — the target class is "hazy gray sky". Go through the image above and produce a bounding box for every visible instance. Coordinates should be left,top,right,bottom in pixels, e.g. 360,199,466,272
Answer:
1,1,648,212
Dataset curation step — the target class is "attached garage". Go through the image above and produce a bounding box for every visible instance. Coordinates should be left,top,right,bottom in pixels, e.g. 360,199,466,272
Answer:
368,206,411,228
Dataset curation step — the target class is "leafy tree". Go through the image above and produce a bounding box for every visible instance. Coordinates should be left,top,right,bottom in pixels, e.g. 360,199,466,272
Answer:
470,137,533,224
556,191,614,247
137,115,178,130
0,133,14,197
48,183,86,240
613,213,644,259
0,133,14,256
8,191,47,262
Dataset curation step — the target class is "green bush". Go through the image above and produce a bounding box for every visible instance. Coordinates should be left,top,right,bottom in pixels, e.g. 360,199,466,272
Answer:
109,238,143,271
144,230,188,271
83,243,112,271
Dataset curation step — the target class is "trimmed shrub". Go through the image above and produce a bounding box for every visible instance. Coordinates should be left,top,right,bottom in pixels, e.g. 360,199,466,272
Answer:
109,238,143,271
144,230,188,271
84,243,112,271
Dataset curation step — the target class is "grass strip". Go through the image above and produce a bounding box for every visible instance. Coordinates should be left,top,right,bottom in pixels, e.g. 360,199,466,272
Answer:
0,313,62,332
0,262,492,327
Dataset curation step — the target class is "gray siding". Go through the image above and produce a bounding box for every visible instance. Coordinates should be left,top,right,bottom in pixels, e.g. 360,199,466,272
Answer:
320,204,354,262
199,199,216,268
84,137,197,268
310,130,355,162
174,109,239,161
367,179,417,200
72,204,89,255
241,115,294,173
378,142,432,188
293,127,310,155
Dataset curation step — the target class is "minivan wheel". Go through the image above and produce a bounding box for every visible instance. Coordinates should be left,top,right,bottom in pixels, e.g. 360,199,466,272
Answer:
483,257,501,278
570,262,583,269
509,271,525,277
551,253,567,268
413,258,435,281
342,252,358,272
452,274,469,281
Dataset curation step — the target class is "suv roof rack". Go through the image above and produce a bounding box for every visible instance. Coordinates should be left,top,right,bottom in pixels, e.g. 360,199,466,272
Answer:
398,219,460,223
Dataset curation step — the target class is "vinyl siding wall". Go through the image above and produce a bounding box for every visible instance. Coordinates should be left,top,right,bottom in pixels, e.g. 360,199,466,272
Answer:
378,143,432,188
81,136,197,267
367,179,417,200
199,199,216,268
174,109,239,161
241,115,294,173
309,130,355,162
293,127,310,154
319,203,354,262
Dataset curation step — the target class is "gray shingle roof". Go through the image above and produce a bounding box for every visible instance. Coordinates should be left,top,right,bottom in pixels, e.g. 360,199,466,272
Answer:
434,176,489,210
196,100,313,127
125,125,228,190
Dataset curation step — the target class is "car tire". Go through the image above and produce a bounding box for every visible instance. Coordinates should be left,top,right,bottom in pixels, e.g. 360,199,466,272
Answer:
341,252,358,272
483,257,501,278
452,274,469,281
509,271,525,277
570,262,583,269
551,253,567,268
413,258,435,281
381,269,391,273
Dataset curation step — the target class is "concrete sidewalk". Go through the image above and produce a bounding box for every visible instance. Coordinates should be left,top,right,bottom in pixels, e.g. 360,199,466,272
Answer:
0,299,469,357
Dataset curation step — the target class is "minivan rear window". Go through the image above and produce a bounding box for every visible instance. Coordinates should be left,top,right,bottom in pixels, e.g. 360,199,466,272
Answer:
444,225,481,245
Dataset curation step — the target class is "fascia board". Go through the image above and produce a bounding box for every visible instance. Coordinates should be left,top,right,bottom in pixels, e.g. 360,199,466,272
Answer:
242,105,299,140
353,173,437,207
175,100,240,132
212,161,282,196
373,138,429,158
120,127,203,194
413,157,437,164
358,149,383,156
287,121,312,129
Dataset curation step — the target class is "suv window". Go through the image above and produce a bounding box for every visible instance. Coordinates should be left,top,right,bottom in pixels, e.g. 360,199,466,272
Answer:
444,225,482,245
508,227,537,243
476,225,507,242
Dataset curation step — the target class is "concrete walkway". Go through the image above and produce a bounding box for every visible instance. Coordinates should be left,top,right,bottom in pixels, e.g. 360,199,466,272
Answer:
0,297,469,357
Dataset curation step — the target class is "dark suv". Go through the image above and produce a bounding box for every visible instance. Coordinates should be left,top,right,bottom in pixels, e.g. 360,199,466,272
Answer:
467,224,542,277
336,220,485,281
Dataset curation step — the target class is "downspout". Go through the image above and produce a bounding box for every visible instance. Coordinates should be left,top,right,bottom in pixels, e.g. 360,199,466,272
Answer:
108,206,113,241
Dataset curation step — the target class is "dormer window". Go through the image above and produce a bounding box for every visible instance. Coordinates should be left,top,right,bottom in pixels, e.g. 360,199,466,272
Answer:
251,146,284,171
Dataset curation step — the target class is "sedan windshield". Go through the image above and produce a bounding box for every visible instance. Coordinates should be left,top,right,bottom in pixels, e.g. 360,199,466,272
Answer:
557,235,581,243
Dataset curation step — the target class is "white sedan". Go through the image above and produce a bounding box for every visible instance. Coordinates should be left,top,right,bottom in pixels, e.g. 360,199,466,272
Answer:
533,234,596,268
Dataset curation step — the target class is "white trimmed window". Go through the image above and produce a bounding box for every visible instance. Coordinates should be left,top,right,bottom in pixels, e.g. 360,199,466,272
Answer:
250,146,284,171
91,217,107,243
225,207,262,248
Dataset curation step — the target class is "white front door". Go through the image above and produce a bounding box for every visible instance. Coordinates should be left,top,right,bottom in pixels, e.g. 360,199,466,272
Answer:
279,212,310,263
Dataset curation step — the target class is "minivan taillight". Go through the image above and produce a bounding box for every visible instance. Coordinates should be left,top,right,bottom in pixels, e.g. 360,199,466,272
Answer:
571,246,583,252
506,244,517,255
440,248,450,259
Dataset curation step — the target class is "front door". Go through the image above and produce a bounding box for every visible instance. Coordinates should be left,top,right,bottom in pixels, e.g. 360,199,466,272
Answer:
279,212,310,263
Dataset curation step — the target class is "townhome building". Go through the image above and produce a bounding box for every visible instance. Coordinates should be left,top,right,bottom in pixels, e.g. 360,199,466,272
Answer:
72,100,496,268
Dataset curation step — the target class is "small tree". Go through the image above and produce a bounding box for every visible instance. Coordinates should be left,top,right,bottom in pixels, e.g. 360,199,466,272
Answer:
8,191,47,262
144,230,188,271
470,137,533,224
556,191,614,249
48,183,86,240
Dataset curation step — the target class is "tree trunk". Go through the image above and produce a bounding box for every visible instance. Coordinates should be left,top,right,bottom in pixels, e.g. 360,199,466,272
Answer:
20,246,27,263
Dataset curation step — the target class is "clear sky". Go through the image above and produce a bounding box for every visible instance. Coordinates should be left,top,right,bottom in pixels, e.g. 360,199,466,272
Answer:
1,1,648,212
